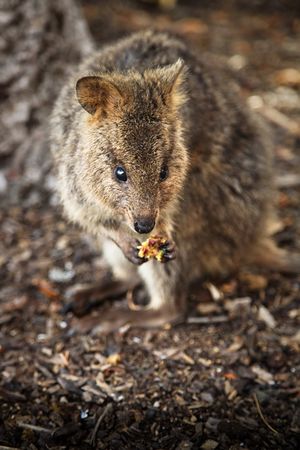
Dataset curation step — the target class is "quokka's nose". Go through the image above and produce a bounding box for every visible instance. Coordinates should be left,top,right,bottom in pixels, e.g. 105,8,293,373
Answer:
134,218,155,234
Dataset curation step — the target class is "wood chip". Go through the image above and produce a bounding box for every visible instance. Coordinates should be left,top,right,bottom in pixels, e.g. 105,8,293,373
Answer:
252,365,274,384
275,68,300,86
177,351,195,365
226,336,244,352
0,295,29,314
197,357,212,367
187,315,229,324
276,173,300,189
239,273,268,291
224,297,251,313
204,282,223,302
224,380,238,400
201,439,219,450
106,353,121,365
257,305,277,329
197,303,221,315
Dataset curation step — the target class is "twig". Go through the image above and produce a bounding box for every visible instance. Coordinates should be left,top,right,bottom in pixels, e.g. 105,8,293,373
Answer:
17,422,52,434
89,403,113,446
276,174,300,189
253,393,279,434
187,315,229,324
258,106,300,136
0,388,26,402
0,446,21,450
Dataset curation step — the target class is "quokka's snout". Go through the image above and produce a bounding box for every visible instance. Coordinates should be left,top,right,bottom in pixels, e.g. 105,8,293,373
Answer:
134,216,156,234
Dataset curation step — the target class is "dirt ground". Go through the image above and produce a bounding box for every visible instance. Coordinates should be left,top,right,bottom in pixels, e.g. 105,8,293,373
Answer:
0,1,300,449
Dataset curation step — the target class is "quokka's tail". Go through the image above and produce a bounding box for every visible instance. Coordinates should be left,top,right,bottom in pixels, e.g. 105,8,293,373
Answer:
249,238,300,274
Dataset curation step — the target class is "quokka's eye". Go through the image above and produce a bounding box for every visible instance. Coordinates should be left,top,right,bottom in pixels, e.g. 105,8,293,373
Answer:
159,166,168,181
115,166,127,182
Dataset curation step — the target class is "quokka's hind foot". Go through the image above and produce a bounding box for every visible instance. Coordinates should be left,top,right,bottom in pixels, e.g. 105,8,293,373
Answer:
71,301,184,335
248,238,300,274
63,277,139,316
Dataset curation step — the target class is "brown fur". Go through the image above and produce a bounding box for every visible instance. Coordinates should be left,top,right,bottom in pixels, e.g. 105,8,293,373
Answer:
50,30,299,326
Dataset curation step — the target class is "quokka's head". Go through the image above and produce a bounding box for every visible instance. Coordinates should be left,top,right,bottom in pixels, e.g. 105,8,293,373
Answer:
75,59,189,235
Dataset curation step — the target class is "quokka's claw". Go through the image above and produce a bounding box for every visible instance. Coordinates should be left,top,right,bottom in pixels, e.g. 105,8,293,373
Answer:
159,240,176,263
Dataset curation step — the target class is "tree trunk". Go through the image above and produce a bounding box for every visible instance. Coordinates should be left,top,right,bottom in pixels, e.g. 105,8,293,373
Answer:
0,0,94,199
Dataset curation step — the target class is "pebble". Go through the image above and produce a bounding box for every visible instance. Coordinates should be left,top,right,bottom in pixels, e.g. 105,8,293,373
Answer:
201,439,219,450
48,266,75,283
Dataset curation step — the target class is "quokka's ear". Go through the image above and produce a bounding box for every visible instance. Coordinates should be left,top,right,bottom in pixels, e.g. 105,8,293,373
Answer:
162,59,186,89
76,76,124,116
161,59,188,109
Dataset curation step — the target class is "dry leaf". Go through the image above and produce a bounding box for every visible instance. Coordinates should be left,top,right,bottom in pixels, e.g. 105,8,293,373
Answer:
32,278,60,300
224,372,238,380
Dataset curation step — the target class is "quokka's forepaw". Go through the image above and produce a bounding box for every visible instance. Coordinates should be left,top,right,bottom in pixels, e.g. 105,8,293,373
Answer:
125,239,148,265
159,240,176,263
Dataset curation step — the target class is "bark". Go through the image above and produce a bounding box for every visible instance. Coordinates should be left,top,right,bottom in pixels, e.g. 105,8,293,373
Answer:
0,0,94,194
